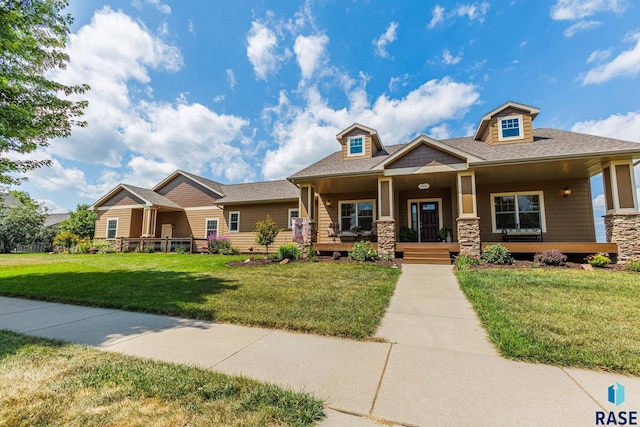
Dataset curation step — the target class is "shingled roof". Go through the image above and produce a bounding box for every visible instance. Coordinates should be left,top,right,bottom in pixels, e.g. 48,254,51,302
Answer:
288,128,640,180
217,180,299,204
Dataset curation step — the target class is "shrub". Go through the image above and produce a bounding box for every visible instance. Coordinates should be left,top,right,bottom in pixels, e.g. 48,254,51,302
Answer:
454,253,480,270
175,247,187,255
481,244,514,265
625,259,640,272
92,241,115,254
307,244,316,260
277,243,301,260
348,240,378,262
399,226,418,242
533,249,567,266
144,245,155,253
53,231,80,251
588,253,610,268
208,233,231,254
219,246,240,255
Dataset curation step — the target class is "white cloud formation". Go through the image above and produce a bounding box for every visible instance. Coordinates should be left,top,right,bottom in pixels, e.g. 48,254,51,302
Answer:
442,49,463,65
551,0,627,20
262,77,479,179
571,110,640,142
373,22,398,58
293,34,329,80
428,2,489,28
563,19,602,37
147,0,171,14
582,31,640,84
226,68,236,89
388,74,410,93
586,48,612,63
246,21,280,80
188,19,195,34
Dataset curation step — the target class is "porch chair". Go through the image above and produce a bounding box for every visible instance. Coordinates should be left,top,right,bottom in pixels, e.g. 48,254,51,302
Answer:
327,222,339,242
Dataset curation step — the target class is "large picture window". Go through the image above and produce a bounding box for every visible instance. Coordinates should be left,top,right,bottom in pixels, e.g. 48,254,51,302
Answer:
340,200,374,231
106,218,118,239
491,191,546,232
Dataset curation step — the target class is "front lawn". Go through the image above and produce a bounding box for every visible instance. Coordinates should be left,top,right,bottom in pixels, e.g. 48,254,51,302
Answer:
456,268,640,375
0,330,323,426
0,254,399,339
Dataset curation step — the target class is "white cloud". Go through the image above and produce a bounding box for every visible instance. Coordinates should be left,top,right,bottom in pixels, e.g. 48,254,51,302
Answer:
586,48,612,63
373,22,398,58
262,77,479,179
246,21,280,80
571,110,640,142
427,2,489,28
551,0,627,20
520,40,528,48
582,31,640,85
388,74,410,92
293,34,329,80
188,19,195,34
442,49,463,65
226,68,236,89
147,0,171,14
563,19,602,37
427,5,445,29
428,124,451,140
123,157,177,188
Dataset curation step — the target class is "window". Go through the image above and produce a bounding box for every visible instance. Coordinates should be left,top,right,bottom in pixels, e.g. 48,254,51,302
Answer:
229,211,240,232
339,201,375,231
205,218,218,238
491,191,546,232
106,218,118,239
348,136,364,156
288,208,299,229
498,115,523,141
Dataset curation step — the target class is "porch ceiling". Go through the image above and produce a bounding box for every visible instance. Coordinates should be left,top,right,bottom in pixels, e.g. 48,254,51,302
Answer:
472,157,606,184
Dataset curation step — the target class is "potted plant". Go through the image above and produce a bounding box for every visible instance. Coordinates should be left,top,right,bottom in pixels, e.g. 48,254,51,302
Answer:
436,226,450,242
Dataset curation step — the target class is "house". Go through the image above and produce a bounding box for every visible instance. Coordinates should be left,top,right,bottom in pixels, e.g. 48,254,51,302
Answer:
92,101,640,262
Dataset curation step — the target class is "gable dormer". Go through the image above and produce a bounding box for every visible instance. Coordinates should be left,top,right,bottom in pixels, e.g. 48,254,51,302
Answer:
473,101,540,145
336,124,383,160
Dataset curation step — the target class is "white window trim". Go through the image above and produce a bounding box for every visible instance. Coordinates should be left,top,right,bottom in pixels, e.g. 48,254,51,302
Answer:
406,198,444,243
497,114,524,142
106,218,119,239
490,191,547,233
338,199,376,232
228,211,240,233
288,208,299,229
205,218,219,238
347,136,365,157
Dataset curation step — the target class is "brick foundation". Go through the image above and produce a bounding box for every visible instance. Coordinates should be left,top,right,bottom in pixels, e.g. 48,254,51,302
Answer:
456,217,481,257
376,219,396,260
604,213,640,263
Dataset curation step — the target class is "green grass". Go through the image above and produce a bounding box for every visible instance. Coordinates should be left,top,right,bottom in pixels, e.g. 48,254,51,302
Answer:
0,253,399,339
456,268,640,375
0,330,323,426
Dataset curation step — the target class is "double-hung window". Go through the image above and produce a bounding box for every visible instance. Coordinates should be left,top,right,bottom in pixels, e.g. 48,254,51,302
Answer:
340,201,374,232
498,115,523,141
205,218,218,238
288,208,299,229
491,191,545,232
228,212,240,232
106,218,118,239
348,136,364,157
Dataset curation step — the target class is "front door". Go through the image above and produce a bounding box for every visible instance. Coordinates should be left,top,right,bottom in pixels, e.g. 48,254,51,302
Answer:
161,224,173,238
420,202,439,242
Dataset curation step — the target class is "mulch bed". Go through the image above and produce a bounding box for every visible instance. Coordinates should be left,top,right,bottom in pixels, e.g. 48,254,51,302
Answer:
226,256,402,268
472,260,626,271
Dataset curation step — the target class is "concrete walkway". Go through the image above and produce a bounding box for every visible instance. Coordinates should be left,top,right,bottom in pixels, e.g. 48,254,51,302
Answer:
1,265,638,426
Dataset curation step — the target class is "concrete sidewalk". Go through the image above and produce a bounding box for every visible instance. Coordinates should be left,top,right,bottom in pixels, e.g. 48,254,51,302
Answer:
1,265,638,426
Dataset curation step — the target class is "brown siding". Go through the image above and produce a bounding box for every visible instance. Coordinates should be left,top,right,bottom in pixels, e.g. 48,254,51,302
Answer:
154,208,223,238
94,208,134,238
615,164,635,209
340,129,374,160
460,176,474,214
387,144,464,169
155,175,220,208
222,231,295,253
380,181,390,217
220,202,298,234
603,166,613,211
129,210,143,237
101,189,145,207
486,108,534,146
317,191,377,244
477,178,595,242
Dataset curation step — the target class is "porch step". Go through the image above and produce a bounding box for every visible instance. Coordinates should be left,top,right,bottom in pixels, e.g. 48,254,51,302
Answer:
402,248,452,265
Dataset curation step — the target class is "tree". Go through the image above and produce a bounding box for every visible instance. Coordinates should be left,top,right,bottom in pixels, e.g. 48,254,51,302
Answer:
255,215,280,259
59,203,96,239
0,0,89,185
0,190,47,252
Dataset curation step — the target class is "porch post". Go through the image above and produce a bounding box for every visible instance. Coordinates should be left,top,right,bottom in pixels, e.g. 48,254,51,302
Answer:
602,160,640,262
377,177,395,260
141,207,158,238
298,185,317,256
456,172,480,257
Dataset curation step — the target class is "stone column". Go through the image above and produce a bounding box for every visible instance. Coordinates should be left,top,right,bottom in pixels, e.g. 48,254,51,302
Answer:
604,213,640,263
456,217,481,257
376,219,396,260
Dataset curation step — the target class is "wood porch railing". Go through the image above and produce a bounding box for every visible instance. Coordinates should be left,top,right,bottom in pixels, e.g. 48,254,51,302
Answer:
112,237,209,253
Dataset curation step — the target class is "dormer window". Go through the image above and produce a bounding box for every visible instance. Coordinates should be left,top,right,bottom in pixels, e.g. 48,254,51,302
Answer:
348,136,364,157
498,115,524,142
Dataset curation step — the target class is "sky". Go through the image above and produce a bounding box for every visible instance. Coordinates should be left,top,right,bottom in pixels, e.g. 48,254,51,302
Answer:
8,0,640,241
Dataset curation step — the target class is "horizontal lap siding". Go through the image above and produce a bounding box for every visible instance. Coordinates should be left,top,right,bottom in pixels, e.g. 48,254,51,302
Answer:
155,175,220,207
101,190,145,207
221,202,297,251
94,209,133,239
225,231,295,253
317,191,376,244
155,209,223,238
477,178,595,242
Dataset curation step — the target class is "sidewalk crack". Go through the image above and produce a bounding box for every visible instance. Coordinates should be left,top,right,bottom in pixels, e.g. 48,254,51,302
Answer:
369,342,393,416
561,368,606,411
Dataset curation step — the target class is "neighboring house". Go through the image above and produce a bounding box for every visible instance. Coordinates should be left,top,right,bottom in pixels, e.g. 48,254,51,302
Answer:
44,213,71,228
92,101,640,262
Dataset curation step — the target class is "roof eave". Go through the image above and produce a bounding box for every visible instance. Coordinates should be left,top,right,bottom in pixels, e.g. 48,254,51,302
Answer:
288,170,384,183
469,149,640,168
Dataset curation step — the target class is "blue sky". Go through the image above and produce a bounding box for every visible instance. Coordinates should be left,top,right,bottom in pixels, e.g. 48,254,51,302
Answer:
10,0,640,240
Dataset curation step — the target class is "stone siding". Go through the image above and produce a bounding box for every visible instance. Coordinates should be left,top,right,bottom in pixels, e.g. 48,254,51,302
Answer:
457,217,481,257
604,213,640,263
376,219,396,260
